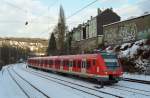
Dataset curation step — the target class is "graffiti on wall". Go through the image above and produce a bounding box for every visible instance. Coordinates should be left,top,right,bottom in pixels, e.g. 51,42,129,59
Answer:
138,28,150,39
118,23,137,42
104,14,150,46
104,28,118,45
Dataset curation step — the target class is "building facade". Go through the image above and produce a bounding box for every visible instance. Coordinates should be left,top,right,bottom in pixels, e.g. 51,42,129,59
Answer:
104,14,150,46
71,8,120,53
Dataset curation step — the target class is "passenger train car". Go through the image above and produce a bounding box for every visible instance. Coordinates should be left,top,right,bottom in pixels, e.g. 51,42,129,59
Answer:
27,52,123,83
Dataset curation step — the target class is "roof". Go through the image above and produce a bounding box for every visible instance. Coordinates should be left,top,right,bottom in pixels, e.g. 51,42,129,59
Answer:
29,53,100,60
103,13,150,27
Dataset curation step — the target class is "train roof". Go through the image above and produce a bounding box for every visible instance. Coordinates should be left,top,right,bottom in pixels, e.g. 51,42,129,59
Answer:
28,53,100,60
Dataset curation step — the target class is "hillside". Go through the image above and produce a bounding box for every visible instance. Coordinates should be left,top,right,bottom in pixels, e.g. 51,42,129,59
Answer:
0,37,48,54
106,39,150,74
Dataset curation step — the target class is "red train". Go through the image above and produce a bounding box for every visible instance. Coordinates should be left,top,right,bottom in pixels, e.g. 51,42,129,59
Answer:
27,52,123,83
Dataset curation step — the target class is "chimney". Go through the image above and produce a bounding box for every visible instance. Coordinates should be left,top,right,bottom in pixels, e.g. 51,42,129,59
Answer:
97,8,101,15
91,16,93,19
110,7,113,10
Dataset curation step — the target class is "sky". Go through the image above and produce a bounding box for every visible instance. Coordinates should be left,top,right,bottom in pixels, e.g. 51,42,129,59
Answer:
0,0,149,39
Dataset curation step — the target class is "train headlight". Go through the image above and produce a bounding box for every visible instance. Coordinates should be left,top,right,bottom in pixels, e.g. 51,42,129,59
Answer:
105,72,108,75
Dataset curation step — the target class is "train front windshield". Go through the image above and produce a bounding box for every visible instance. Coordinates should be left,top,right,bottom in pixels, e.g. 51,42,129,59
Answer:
101,52,119,70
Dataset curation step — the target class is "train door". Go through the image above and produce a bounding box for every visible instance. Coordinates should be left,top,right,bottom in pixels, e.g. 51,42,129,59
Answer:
81,59,86,73
92,59,97,74
69,60,73,72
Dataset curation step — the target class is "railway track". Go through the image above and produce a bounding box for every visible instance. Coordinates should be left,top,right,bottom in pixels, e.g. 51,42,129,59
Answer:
23,66,150,97
7,69,30,98
107,85,150,97
8,68,51,98
20,67,123,98
123,78,150,85
115,85,150,93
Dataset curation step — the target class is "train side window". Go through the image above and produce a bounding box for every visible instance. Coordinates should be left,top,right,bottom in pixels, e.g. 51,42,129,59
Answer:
56,60,60,66
66,60,69,66
69,60,73,67
49,60,52,65
40,60,41,64
44,60,45,64
93,59,96,65
54,60,56,65
58,60,60,66
39,60,41,64
53,59,55,65
48,60,51,65
64,60,66,66
39,59,41,64
46,60,48,65
77,60,81,68
61,60,63,66
49,60,51,65
51,60,53,65
63,60,65,66
73,60,76,67
56,60,58,65
87,60,91,68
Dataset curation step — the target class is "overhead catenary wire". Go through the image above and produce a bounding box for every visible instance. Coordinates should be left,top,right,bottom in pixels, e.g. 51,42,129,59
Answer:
1,0,28,13
37,0,99,36
66,0,98,19
1,0,99,37
1,0,58,23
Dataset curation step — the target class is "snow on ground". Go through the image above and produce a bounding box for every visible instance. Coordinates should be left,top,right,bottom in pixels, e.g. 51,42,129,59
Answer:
20,63,150,98
15,64,115,98
1,63,150,98
123,72,150,81
0,65,27,98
